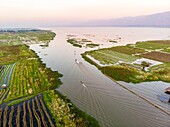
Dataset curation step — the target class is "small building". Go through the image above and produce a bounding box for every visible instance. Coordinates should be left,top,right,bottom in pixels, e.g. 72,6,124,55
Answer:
1,84,7,89
165,87,170,94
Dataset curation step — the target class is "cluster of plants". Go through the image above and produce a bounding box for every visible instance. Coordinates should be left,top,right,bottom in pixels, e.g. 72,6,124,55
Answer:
86,43,99,48
67,38,99,48
150,63,170,82
67,38,82,48
108,39,117,43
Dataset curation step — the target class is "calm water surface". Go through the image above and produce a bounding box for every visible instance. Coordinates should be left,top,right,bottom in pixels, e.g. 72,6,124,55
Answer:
30,27,170,127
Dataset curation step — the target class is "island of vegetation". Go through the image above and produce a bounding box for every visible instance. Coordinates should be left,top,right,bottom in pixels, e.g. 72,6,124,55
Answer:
108,39,117,43
67,37,100,48
82,40,170,83
0,29,100,127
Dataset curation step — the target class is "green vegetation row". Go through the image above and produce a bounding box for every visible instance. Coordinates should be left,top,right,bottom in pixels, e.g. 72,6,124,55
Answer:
0,95,56,127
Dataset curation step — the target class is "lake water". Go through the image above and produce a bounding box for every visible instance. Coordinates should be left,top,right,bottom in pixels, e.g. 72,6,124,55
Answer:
30,27,170,127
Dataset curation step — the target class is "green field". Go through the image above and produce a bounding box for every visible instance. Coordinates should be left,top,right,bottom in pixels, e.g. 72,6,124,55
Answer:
109,46,146,55
87,49,139,65
0,45,36,65
135,40,170,50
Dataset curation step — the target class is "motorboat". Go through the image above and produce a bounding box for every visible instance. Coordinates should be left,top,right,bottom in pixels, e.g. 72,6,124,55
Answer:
165,87,170,95
75,59,80,64
80,81,86,88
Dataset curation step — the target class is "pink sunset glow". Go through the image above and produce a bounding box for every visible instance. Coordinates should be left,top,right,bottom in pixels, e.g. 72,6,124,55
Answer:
0,0,170,27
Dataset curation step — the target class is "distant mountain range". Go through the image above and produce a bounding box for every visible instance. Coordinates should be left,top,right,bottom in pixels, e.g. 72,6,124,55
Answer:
75,11,170,27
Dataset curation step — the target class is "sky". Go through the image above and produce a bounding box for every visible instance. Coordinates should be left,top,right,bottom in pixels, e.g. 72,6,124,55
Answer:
0,0,170,27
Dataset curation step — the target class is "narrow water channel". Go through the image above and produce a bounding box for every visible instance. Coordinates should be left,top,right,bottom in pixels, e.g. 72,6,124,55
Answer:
30,27,170,127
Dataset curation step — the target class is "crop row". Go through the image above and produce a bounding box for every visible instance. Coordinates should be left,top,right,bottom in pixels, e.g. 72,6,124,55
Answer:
0,89,9,104
0,95,55,127
0,64,15,103
0,64,15,87
6,59,60,101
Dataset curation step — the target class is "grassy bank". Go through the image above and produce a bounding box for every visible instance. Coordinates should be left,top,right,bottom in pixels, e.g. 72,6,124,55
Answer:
43,90,100,127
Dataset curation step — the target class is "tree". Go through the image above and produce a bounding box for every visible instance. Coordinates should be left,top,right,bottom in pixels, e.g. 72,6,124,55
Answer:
141,61,150,71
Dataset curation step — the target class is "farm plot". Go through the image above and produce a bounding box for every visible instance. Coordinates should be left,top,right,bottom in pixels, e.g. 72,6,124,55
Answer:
0,45,36,65
0,64,15,87
141,51,170,63
108,46,146,55
0,64,15,103
0,95,56,127
5,59,62,102
135,40,170,50
87,49,138,65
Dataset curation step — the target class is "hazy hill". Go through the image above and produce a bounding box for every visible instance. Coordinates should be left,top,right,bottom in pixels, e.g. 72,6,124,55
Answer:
77,11,170,27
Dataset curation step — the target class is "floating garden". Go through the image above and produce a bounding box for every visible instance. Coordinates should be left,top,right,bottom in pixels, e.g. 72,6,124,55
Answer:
67,37,100,48
83,40,170,83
